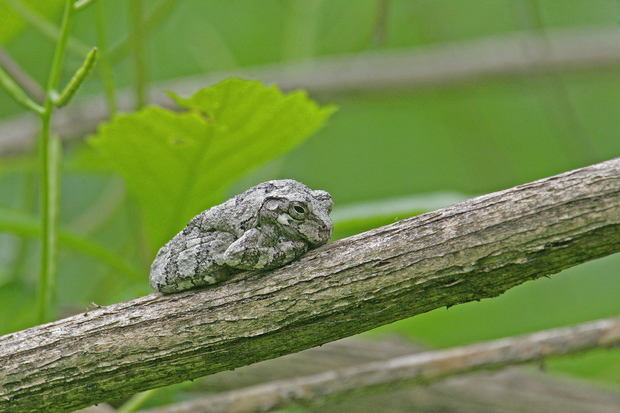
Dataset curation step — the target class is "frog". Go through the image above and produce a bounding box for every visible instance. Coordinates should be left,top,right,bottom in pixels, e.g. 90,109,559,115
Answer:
149,179,334,293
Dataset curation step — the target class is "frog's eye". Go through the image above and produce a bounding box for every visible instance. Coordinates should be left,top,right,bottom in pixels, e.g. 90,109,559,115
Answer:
289,202,308,219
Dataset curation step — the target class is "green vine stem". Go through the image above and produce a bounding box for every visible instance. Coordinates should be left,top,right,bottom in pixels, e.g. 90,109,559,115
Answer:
37,136,61,319
1,0,100,323
0,64,43,113
51,47,98,107
38,0,98,323
36,0,72,323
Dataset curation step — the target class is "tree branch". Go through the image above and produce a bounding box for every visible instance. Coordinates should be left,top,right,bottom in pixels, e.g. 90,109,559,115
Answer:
136,316,620,413
1,157,620,412
137,335,620,413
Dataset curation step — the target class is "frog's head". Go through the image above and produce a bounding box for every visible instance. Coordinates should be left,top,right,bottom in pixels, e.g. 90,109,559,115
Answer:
257,180,333,247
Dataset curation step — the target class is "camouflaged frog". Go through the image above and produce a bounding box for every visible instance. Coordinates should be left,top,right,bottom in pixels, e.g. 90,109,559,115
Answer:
150,179,334,293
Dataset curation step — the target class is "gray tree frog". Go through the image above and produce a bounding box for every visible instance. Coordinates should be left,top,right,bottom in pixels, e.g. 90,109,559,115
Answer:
150,179,334,293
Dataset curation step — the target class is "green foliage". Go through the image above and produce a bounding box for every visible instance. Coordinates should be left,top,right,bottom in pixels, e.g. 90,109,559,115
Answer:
0,0,100,324
1,0,619,396
88,78,337,252
0,0,64,44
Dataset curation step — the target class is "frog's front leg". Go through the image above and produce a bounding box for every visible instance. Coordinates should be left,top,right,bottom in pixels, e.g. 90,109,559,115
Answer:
218,228,308,270
151,231,236,293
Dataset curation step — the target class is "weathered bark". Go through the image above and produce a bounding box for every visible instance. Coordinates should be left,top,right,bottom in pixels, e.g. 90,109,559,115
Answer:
137,316,620,413
1,157,619,412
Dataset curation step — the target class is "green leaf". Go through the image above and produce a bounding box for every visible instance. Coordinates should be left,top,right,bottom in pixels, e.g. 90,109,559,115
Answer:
88,78,337,252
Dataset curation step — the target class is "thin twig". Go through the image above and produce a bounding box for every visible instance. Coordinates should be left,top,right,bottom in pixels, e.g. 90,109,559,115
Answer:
136,316,620,413
36,0,77,324
0,63,43,113
37,0,97,323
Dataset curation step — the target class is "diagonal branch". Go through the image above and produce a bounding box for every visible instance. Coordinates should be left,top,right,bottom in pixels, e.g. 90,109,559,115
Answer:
136,316,620,413
1,157,620,412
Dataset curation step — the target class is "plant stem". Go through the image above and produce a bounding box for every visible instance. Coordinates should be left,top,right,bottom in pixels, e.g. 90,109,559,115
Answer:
37,108,53,323
372,0,390,47
1,0,97,323
45,137,61,310
36,0,76,323
45,0,75,94
0,63,44,113
52,47,98,107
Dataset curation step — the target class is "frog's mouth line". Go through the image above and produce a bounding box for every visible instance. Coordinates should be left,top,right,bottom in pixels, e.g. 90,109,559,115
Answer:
281,225,298,237
275,212,331,246
277,213,300,237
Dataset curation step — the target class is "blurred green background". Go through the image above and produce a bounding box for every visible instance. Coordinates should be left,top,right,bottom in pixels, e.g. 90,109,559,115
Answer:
1,0,619,397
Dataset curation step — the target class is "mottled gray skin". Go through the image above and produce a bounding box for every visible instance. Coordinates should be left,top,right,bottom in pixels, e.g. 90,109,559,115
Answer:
150,179,334,293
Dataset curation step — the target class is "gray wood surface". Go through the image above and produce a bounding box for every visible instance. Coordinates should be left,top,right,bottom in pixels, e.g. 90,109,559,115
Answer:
137,318,620,413
1,157,619,412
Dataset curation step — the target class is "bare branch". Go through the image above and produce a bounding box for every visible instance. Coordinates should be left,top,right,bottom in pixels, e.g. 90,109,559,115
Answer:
137,316,620,413
3,26,620,156
1,157,619,412
151,336,620,413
